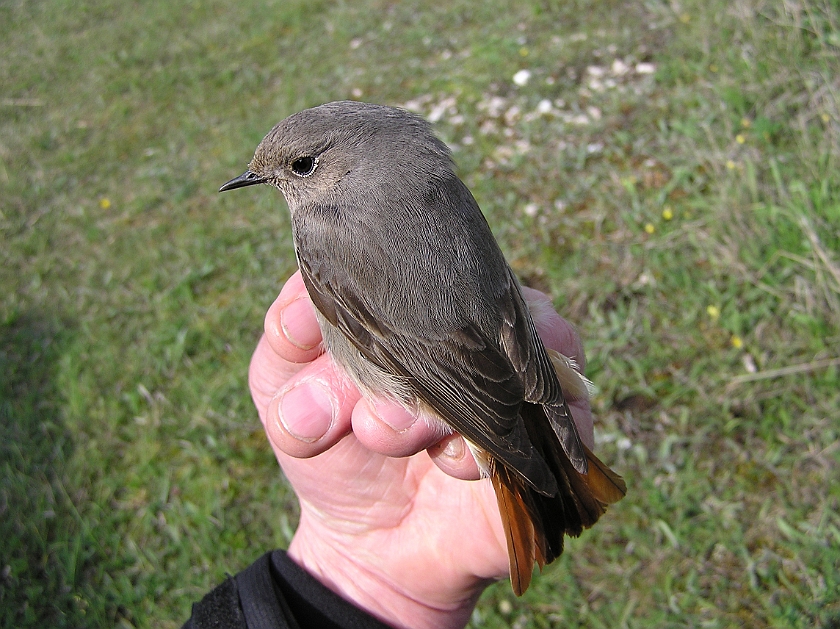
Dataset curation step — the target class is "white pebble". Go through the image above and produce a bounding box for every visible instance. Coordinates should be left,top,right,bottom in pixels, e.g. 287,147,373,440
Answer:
512,69,532,86
611,59,629,75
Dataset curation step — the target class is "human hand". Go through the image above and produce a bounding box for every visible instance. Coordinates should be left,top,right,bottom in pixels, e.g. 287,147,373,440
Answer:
248,271,594,629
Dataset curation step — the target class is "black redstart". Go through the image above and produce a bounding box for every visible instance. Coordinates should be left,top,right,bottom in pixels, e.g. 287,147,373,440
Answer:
221,101,625,594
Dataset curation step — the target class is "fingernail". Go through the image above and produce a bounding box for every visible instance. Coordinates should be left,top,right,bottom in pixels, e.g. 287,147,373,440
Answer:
441,436,465,460
278,381,334,442
280,298,321,350
371,399,417,432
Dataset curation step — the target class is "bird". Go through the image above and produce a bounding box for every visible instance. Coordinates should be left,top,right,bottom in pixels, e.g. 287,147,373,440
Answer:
220,101,625,595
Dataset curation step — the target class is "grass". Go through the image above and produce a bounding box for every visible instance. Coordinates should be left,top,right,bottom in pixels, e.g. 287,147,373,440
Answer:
1,0,838,626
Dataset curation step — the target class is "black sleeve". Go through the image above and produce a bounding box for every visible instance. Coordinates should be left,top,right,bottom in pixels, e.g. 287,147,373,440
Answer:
182,550,392,629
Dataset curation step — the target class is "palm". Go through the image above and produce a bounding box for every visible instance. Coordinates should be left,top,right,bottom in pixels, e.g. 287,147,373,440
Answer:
285,427,506,583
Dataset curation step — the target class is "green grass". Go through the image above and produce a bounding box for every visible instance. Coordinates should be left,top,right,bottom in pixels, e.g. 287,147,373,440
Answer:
2,0,838,626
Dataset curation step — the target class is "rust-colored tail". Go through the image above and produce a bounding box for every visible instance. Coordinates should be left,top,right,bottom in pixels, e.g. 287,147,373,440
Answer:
491,406,626,595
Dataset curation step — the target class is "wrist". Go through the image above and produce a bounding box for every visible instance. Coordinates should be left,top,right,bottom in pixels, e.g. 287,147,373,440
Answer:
287,512,487,629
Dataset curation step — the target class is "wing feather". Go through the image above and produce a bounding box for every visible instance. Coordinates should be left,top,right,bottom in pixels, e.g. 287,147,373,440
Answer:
299,254,561,496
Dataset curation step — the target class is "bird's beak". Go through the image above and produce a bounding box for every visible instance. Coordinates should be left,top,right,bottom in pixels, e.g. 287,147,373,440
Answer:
219,170,266,192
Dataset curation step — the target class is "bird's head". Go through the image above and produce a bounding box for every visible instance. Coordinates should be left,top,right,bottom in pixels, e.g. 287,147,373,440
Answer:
219,101,452,210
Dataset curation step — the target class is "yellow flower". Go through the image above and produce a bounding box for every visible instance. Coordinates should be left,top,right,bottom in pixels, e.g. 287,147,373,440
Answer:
99,197,111,209
726,160,736,170
706,305,720,319
662,207,673,220
519,47,529,57
735,134,745,144
822,113,831,123
644,222,655,234
731,335,743,349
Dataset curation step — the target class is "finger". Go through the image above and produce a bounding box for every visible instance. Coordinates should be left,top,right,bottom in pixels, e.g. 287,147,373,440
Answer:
264,353,362,458
568,398,594,449
249,334,313,421
521,286,586,370
351,398,450,457
264,270,323,365
428,434,482,481
351,398,484,480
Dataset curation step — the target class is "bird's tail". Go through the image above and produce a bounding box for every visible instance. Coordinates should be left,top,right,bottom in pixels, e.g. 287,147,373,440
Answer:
491,405,626,595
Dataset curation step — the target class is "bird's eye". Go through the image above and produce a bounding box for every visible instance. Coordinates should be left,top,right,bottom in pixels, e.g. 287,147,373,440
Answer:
290,156,318,177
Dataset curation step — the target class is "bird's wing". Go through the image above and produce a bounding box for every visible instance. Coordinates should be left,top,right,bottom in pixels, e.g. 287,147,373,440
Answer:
498,268,588,475
298,252,581,495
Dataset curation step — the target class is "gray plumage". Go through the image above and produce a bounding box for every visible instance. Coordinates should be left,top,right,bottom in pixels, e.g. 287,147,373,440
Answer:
221,101,625,594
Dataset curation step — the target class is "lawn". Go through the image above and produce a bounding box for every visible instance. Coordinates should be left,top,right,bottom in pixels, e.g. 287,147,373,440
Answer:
1,0,838,627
